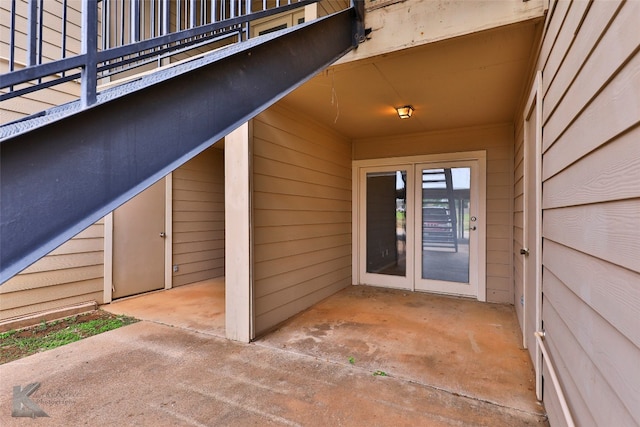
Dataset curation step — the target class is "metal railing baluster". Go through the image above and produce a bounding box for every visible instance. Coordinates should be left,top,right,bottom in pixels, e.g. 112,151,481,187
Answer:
80,0,98,108
27,0,38,66
61,0,68,77
131,0,140,42
190,0,196,29
1,0,323,106
9,0,16,75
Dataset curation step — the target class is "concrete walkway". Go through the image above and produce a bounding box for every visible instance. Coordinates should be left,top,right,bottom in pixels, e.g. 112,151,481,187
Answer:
0,284,548,426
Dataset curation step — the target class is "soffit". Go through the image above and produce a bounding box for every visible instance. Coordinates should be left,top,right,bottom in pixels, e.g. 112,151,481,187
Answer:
278,20,540,140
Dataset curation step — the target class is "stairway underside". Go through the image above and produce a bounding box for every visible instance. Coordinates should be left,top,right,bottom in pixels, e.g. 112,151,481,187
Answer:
0,8,358,283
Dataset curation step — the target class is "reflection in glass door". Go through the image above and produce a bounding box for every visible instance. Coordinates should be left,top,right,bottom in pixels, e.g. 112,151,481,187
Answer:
360,166,413,289
357,157,484,298
366,171,407,276
415,162,478,297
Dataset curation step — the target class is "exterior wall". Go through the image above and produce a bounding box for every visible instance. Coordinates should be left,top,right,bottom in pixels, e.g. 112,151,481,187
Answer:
0,1,103,319
515,0,640,425
252,104,352,336
512,119,525,331
0,221,105,321
354,124,514,304
0,0,81,124
172,145,225,287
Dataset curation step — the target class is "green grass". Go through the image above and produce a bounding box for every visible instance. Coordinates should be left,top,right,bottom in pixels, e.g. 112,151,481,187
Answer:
0,313,137,363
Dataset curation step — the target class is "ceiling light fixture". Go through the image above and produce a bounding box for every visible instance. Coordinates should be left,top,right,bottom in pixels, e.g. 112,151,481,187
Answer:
396,105,414,119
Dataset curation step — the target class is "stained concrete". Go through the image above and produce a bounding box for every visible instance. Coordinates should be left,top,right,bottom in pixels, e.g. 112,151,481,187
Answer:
0,283,548,425
102,278,225,336
259,286,541,415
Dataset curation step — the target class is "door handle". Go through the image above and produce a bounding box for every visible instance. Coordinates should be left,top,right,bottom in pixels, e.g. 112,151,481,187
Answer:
159,232,166,238
520,248,529,256
470,226,477,231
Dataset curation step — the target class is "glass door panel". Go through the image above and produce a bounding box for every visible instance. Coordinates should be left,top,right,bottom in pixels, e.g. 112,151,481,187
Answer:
415,162,478,297
360,166,413,289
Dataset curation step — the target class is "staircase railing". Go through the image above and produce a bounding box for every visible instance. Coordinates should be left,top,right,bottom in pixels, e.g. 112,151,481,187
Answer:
1,0,317,109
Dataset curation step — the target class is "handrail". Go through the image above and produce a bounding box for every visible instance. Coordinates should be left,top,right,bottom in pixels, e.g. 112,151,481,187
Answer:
535,331,576,427
1,0,317,107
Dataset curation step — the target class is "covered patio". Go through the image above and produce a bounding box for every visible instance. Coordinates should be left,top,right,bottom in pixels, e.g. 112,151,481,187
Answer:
94,281,546,425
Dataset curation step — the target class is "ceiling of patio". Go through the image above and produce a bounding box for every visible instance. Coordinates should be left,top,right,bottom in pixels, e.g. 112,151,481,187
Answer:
279,19,542,140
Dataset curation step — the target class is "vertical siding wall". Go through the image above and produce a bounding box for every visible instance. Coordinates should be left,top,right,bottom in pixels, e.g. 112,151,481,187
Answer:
0,221,105,321
521,1,640,425
353,124,514,304
252,105,352,336
172,145,225,287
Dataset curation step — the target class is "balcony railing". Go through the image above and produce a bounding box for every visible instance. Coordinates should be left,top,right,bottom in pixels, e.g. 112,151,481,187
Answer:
1,0,316,108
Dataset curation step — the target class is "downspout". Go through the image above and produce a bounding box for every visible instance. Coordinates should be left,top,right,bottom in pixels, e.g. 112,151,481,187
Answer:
535,331,576,427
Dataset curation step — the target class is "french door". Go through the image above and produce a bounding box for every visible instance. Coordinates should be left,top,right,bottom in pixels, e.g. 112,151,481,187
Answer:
356,154,485,299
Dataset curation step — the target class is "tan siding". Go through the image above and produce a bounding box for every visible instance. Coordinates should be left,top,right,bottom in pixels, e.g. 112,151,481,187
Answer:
521,0,640,423
542,1,640,179
0,0,83,65
542,0,621,120
0,223,105,321
544,200,639,274
1,1,87,124
542,302,627,427
354,124,514,303
253,104,352,335
172,145,225,287
540,0,589,100
543,278,638,426
512,118,524,322
543,125,640,209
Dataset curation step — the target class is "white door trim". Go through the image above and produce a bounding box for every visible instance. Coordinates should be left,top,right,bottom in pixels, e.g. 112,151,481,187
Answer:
352,151,486,300
164,173,173,290
523,70,543,398
103,212,113,304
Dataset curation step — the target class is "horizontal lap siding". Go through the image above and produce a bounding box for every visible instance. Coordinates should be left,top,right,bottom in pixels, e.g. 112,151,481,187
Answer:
0,222,105,321
513,120,525,329
253,105,352,335
172,145,225,286
1,1,85,124
536,0,640,424
353,124,514,303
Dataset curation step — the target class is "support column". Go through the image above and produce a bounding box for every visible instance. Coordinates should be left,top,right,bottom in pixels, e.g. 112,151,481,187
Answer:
224,122,253,342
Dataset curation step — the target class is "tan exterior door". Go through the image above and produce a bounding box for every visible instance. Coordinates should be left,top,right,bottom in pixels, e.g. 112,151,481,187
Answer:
112,179,166,299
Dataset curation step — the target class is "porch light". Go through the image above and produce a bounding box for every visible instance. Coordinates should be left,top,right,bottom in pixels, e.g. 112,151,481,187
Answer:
396,105,414,119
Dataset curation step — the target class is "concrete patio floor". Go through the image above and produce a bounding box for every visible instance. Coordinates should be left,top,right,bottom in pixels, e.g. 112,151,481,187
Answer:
103,277,226,336
0,282,548,426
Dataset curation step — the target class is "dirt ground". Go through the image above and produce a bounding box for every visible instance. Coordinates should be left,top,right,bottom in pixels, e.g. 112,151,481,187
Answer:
0,310,137,365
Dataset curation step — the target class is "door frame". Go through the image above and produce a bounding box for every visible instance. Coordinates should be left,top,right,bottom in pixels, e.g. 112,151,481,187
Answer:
522,71,543,399
352,151,487,301
103,174,173,303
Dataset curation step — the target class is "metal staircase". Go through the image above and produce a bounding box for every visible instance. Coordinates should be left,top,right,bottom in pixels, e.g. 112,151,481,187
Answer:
421,168,459,252
0,0,365,283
